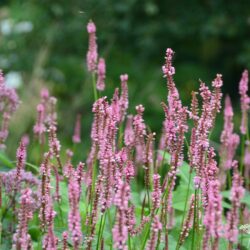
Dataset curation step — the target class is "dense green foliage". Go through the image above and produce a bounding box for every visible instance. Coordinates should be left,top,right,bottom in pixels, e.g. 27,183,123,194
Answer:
0,1,250,158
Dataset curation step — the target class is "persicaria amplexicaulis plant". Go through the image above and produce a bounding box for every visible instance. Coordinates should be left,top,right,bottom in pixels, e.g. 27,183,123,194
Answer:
0,19,249,250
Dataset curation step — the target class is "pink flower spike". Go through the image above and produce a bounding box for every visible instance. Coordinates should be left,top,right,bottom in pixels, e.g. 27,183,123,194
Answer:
40,88,49,101
72,114,81,144
12,188,34,250
96,58,106,91
86,20,98,72
152,174,161,211
119,74,129,122
124,115,134,147
239,70,250,134
33,104,46,142
162,48,175,77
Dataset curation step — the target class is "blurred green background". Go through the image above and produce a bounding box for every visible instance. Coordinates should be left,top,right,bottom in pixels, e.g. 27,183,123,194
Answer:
0,0,249,161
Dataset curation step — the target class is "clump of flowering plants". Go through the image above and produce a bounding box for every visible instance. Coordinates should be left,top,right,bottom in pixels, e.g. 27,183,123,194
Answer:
0,20,250,250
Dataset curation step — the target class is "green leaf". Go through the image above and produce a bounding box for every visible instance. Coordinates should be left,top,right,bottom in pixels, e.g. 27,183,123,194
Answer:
241,191,250,207
29,226,41,241
222,190,250,208
222,200,231,209
172,187,192,211
0,151,14,169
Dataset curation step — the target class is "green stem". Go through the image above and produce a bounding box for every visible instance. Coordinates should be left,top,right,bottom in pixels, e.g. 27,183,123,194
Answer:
128,234,132,250
90,150,98,214
100,213,107,243
227,170,232,189
175,169,192,250
141,180,172,250
92,73,98,101
240,134,245,176
140,221,151,250
118,124,124,149
147,188,151,210
96,214,104,250
191,189,198,250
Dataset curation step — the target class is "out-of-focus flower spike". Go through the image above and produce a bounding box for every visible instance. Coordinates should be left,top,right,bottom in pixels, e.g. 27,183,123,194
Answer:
0,70,19,149
124,115,134,148
190,91,199,125
86,20,98,72
211,74,223,120
133,105,146,164
15,139,27,188
225,164,245,245
239,70,250,134
119,74,129,122
72,114,81,144
244,141,250,185
96,58,106,91
48,125,62,168
34,103,46,143
220,95,239,171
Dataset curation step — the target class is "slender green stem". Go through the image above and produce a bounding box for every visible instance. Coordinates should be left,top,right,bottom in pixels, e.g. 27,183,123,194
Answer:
227,170,232,189
92,73,98,101
96,214,104,250
128,234,132,250
191,189,198,250
100,213,107,242
118,124,124,149
175,169,192,250
147,188,151,210
140,221,151,250
240,134,245,176
90,150,98,214
0,207,2,247
141,180,172,250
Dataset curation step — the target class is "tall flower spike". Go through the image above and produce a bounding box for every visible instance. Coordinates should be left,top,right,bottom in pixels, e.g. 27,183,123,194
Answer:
48,125,62,168
152,174,161,212
96,58,106,91
43,207,58,250
144,133,155,189
46,97,58,127
225,165,245,245
220,95,239,170
33,103,46,143
0,70,19,149
203,180,223,250
244,141,250,186
239,70,249,134
162,48,175,77
119,74,129,122
68,169,82,250
72,114,81,144
133,105,146,163
124,115,134,147
179,194,195,247
147,215,162,250
86,20,98,72
39,151,51,230
15,139,27,191
211,73,223,117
